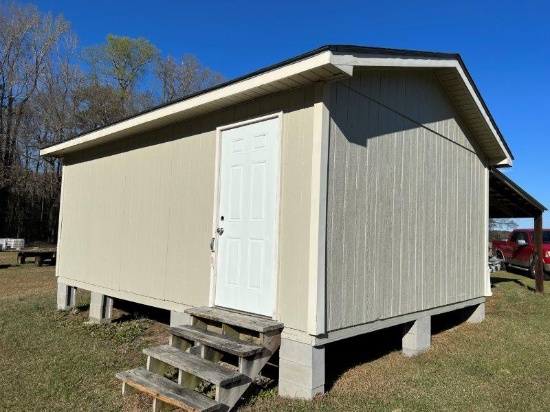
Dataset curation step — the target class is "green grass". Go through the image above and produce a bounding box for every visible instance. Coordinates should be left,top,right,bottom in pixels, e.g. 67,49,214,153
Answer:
0,252,161,412
1,251,550,411
240,271,550,412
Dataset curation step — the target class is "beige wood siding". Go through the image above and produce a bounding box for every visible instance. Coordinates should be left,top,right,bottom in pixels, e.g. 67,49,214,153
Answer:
326,69,487,332
57,86,315,331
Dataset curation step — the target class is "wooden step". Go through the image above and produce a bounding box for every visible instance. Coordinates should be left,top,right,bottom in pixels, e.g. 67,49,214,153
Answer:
185,307,283,333
169,325,264,357
143,345,248,386
116,368,220,412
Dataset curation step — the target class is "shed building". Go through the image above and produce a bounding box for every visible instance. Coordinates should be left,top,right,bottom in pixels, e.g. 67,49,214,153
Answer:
42,45,513,403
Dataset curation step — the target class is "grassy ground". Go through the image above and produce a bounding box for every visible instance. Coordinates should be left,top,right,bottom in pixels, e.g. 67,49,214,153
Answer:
1,251,550,411
0,252,163,412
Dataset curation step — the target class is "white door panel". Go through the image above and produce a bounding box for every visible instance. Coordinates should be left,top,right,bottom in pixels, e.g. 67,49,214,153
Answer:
215,117,279,316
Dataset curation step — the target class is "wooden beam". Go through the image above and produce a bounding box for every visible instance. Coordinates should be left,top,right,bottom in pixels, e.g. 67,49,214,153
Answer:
534,213,544,293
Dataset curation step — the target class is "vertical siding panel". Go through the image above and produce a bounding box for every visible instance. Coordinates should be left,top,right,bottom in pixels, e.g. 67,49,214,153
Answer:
413,125,421,311
329,83,348,329
375,76,394,319
364,71,380,321
80,159,93,284
432,136,446,306
395,72,405,315
278,86,313,330
466,153,471,299
355,74,369,323
147,138,173,299
89,146,119,291
165,129,186,302
472,158,477,296
440,133,448,305
478,159,484,294
417,73,428,309
344,79,359,326
345,76,363,325
448,141,459,301
61,161,85,283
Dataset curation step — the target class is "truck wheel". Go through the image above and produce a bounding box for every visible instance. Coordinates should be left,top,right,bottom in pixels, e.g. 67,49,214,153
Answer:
17,255,25,264
35,256,44,267
531,257,550,280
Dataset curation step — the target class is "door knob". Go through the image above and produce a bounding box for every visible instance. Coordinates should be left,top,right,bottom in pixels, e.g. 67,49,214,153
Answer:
216,227,224,235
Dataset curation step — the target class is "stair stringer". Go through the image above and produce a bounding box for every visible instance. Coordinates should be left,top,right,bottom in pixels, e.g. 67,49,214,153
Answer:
216,329,281,411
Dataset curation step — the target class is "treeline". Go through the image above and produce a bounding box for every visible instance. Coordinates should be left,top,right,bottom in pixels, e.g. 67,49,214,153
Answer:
0,2,224,242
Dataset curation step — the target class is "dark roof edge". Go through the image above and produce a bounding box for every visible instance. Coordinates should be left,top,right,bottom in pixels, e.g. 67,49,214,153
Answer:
452,55,514,161
41,45,334,150
40,45,513,161
490,167,546,212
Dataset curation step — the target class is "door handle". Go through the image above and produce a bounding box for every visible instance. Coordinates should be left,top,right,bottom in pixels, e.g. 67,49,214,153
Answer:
216,227,224,235
210,238,215,252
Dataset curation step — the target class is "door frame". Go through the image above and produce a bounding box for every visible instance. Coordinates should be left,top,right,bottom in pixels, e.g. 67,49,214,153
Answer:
208,112,283,319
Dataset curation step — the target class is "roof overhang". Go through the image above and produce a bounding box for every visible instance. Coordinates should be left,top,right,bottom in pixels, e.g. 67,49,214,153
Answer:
489,168,546,218
40,45,514,165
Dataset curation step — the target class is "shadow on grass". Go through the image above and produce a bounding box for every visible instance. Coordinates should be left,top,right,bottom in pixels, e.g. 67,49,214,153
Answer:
491,276,535,292
75,303,90,312
323,304,494,390
432,309,476,334
0,264,13,269
325,325,403,390
113,298,171,325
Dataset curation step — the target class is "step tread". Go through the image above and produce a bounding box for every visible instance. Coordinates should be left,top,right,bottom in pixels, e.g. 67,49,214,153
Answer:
116,368,220,412
185,306,283,333
143,345,247,386
169,325,263,357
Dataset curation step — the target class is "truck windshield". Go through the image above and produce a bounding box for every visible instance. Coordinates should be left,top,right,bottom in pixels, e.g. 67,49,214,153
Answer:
530,231,550,243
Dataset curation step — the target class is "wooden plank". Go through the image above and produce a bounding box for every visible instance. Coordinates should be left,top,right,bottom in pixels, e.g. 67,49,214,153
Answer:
143,345,247,386
185,307,283,333
169,326,263,357
116,368,220,412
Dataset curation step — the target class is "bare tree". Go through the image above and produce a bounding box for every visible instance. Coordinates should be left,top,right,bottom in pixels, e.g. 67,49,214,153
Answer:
0,2,70,237
489,218,519,232
156,54,225,103
0,5,226,241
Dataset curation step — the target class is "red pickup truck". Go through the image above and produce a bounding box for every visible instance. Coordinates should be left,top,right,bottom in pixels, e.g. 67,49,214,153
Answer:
492,229,550,278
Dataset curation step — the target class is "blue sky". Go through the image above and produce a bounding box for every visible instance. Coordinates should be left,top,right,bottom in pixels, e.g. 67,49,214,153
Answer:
25,0,550,227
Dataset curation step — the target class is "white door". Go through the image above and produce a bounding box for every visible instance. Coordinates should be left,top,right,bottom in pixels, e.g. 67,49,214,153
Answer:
215,117,280,316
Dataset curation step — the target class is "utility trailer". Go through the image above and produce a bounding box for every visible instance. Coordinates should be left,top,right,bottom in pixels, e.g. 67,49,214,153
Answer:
17,248,56,266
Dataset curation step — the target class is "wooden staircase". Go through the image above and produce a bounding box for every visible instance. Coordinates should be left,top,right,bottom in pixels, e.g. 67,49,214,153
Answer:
116,306,283,411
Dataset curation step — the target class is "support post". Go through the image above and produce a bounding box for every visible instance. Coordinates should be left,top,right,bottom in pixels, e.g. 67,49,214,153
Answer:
170,310,192,327
465,302,485,323
57,283,76,310
535,212,544,293
89,292,114,324
279,338,325,399
402,316,431,357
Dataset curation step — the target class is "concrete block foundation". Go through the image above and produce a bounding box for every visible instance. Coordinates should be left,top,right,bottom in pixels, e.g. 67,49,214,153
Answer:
402,316,431,357
57,283,76,310
466,302,485,324
170,310,192,327
89,291,114,324
279,338,325,399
